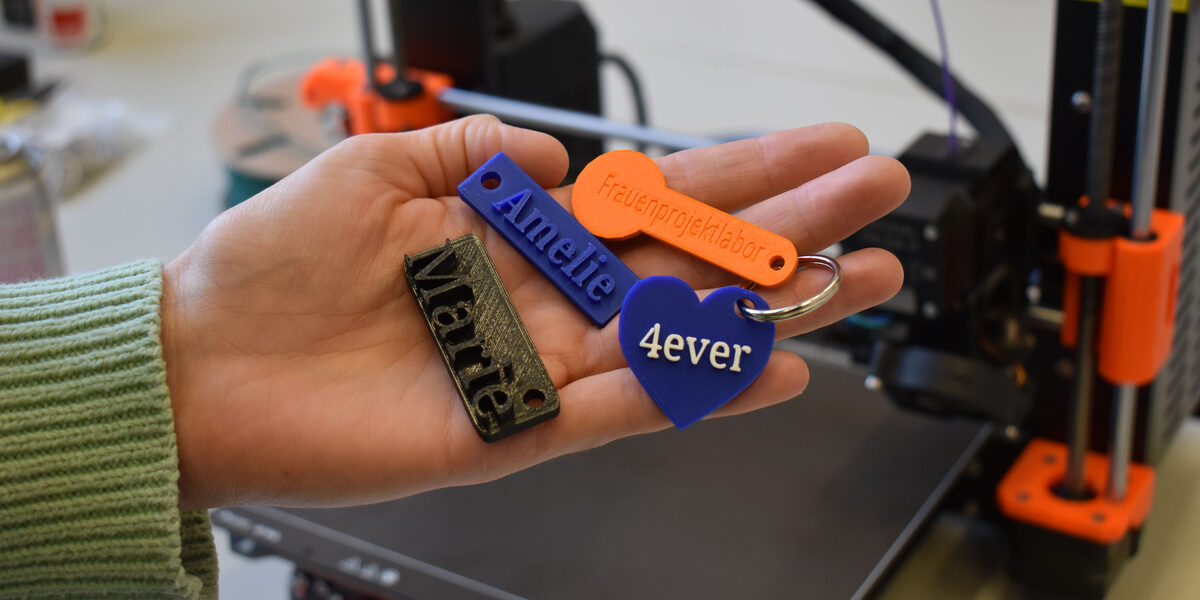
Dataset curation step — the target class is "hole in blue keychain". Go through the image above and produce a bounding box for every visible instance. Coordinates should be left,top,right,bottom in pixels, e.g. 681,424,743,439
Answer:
618,276,776,429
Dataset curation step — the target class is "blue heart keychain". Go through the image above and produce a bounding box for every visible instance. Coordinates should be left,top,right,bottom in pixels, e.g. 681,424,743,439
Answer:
619,276,775,429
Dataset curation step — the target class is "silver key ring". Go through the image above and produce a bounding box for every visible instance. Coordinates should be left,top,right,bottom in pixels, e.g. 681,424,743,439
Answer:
738,255,842,322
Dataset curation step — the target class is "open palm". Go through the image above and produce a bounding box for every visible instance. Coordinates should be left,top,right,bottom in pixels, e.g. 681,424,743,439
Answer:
162,115,908,509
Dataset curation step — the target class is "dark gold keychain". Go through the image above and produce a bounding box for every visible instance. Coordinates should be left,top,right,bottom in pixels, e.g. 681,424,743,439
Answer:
404,234,559,442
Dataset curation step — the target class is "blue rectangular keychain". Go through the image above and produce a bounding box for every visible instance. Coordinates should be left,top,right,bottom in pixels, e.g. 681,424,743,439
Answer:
458,153,639,327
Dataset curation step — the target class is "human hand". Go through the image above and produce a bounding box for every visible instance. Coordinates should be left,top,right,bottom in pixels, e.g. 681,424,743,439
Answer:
162,115,908,509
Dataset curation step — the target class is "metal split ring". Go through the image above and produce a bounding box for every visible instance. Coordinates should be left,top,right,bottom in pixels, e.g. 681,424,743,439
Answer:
738,255,842,323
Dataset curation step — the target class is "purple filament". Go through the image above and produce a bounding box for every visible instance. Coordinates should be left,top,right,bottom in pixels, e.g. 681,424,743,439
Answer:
930,0,958,152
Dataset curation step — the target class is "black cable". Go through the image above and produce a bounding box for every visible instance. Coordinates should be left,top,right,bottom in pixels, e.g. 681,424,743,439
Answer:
807,0,1014,147
601,53,650,153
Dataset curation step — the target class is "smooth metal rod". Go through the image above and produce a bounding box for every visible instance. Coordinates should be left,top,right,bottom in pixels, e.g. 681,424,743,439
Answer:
1107,384,1137,500
1104,0,1172,505
1131,0,1173,240
439,87,720,152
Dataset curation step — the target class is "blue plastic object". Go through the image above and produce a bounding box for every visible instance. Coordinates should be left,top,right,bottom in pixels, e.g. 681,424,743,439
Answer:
458,152,639,327
618,276,775,428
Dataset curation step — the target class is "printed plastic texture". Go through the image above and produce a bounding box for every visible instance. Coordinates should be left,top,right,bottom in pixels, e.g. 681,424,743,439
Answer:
618,276,775,429
458,152,639,327
573,150,798,286
404,235,559,442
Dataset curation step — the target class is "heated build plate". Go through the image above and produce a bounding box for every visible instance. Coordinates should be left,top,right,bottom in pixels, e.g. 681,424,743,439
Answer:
214,360,986,599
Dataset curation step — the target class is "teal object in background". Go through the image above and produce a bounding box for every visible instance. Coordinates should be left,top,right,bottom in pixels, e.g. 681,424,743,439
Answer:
224,167,278,208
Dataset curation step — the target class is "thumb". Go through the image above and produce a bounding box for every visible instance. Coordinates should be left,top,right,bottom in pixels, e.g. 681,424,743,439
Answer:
328,114,570,199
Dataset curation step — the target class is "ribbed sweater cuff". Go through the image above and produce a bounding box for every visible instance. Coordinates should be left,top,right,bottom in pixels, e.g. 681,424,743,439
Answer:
0,260,217,599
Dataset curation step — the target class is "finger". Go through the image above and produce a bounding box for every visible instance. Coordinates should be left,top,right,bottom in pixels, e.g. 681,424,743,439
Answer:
708,351,810,418
329,114,570,199
655,123,869,213
759,247,904,338
736,154,910,255
610,154,909,291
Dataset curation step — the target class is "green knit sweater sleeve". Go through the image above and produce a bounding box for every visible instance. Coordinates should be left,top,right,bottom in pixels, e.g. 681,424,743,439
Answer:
0,260,217,599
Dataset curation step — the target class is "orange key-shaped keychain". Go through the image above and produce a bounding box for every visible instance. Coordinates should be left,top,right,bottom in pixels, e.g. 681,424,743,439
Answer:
573,150,797,287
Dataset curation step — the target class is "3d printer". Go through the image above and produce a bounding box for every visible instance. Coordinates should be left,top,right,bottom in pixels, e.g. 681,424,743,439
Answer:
212,1,1199,598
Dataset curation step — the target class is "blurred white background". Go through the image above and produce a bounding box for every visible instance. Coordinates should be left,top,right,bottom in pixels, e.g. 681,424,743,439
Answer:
8,0,1055,276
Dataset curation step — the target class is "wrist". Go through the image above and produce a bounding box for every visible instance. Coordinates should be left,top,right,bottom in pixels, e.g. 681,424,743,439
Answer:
162,256,202,509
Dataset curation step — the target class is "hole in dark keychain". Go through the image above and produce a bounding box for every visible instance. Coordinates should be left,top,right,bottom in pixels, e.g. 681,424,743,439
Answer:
737,255,842,323
524,389,545,409
481,171,502,190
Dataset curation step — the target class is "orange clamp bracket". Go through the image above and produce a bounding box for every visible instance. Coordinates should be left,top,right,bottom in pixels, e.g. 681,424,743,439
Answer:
1059,204,1184,385
573,150,798,287
299,57,455,136
997,438,1154,545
